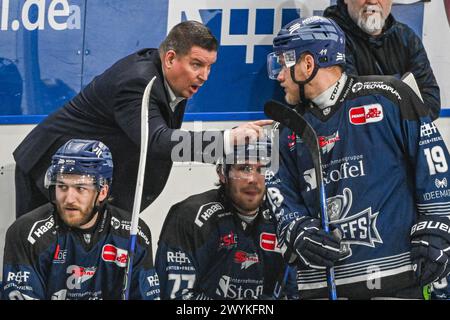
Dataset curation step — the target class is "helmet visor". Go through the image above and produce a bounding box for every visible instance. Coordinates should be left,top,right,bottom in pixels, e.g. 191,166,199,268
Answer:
267,50,297,80
228,163,271,180
44,163,105,189
45,172,97,190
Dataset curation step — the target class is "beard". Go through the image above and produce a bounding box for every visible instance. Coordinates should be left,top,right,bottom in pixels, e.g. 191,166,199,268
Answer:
225,183,264,214
57,202,97,228
352,5,387,35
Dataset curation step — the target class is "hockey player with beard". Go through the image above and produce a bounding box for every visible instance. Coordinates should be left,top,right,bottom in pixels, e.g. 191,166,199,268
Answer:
265,16,450,299
155,140,298,300
2,139,159,300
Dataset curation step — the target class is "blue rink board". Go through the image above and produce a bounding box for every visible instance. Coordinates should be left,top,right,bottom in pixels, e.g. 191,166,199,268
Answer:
0,0,446,124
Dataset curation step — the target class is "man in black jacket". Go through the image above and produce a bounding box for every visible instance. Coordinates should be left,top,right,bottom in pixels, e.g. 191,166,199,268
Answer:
324,0,441,120
14,21,271,218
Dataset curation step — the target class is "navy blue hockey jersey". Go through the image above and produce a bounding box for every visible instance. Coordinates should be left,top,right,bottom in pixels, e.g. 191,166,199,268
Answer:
155,188,297,300
267,75,450,299
2,203,159,300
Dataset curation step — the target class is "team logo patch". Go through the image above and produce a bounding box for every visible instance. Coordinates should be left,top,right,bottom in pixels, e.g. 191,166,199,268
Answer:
327,188,383,259
102,244,128,267
349,104,383,125
260,233,279,252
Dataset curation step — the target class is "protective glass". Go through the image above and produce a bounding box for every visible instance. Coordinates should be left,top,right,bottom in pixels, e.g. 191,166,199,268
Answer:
267,49,297,80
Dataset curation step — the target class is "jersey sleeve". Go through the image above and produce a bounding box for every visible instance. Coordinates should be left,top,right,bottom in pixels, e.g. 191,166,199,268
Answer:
155,204,212,300
2,222,47,300
398,84,450,218
266,125,313,247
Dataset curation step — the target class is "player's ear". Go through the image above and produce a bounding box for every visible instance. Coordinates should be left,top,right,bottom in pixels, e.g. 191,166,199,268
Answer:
98,185,109,202
304,54,315,76
217,164,227,184
164,50,176,69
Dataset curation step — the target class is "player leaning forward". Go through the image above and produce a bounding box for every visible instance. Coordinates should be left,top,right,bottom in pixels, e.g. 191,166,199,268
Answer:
2,139,158,300
266,16,450,299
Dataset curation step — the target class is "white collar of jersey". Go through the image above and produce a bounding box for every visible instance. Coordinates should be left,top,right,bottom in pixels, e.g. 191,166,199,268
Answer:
162,69,186,112
312,73,347,110
236,209,259,224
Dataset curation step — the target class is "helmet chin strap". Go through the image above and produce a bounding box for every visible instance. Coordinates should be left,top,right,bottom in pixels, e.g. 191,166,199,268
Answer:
86,185,110,225
289,62,319,106
90,192,101,218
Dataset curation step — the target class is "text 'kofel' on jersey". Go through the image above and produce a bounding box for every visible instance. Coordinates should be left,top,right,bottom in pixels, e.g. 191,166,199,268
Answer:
267,75,450,299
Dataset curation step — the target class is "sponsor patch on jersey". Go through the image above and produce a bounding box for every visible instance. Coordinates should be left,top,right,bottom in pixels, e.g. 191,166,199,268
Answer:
234,251,259,269
420,122,439,138
349,104,383,125
219,231,238,249
27,215,55,245
7,271,31,284
435,178,448,189
319,131,340,154
110,216,121,229
194,202,224,227
351,81,401,100
66,265,96,289
102,244,128,267
287,132,296,151
260,233,279,252
53,244,68,264
167,250,191,264
216,275,263,299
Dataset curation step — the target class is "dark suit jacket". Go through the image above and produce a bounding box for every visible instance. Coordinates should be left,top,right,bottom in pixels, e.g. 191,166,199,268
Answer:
14,49,221,212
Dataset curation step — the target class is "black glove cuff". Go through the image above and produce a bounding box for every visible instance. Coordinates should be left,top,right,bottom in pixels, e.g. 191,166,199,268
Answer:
411,216,450,242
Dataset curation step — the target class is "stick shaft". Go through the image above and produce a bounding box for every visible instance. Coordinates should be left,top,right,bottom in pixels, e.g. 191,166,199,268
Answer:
122,76,156,300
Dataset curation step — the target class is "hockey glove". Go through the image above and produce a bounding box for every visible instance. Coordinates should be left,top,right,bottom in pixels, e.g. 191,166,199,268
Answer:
410,216,450,286
286,217,342,270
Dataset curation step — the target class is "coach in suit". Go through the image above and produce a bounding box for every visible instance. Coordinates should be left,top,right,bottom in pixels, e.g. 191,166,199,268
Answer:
14,21,271,218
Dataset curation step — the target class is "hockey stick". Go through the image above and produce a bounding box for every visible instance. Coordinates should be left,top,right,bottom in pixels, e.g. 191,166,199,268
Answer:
272,265,293,299
264,99,338,300
122,76,156,300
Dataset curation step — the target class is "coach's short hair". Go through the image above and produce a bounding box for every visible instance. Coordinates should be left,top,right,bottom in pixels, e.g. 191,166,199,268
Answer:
159,20,218,56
